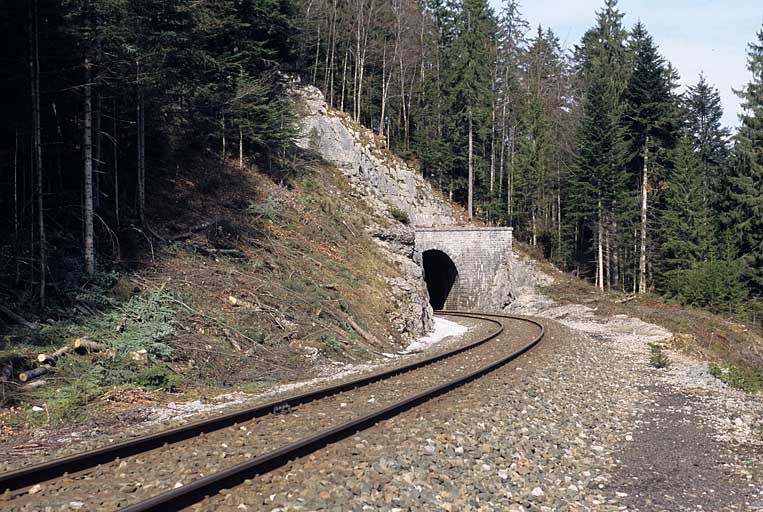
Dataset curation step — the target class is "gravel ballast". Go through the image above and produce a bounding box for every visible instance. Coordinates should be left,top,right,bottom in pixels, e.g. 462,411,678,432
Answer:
197,312,763,512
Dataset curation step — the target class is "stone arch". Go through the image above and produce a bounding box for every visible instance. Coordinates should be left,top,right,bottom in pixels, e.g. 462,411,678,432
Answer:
422,249,460,310
414,227,513,311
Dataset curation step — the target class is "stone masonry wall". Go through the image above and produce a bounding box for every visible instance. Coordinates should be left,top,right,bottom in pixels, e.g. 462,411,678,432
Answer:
416,227,514,311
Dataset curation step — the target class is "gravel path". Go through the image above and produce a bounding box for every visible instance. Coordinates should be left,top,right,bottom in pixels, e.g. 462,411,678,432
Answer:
2,316,538,511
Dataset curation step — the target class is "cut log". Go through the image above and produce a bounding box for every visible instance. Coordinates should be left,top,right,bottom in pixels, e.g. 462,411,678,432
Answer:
19,365,51,383
73,337,105,351
0,304,37,330
37,345,71,364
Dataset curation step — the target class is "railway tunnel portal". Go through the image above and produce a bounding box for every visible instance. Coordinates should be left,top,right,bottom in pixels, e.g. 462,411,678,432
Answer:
415,227,513,311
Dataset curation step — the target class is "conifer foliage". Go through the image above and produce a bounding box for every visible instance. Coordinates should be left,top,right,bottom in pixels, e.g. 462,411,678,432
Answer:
1,0,762,319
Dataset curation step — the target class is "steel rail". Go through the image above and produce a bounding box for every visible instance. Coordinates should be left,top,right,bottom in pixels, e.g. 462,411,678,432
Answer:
0,312,504,492
121,311,544,512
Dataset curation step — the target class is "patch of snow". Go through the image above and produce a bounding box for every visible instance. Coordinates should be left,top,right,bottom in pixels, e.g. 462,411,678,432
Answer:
400,317,469,354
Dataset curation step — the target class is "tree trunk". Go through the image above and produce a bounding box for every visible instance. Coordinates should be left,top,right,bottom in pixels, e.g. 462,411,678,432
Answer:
312,23,321,85
239,125,243,169
597,201,604,290
604,224,611,290
379,45,387,136
340,43,349,112
498,102,507,198
612,213,620,291
84,59,95,275
94,91,102,209
30,0,46,307
633,228,638,294
136,60,146,227
14,129,19,285
221,113,226,160
508,125,516,220
327,0,337,104
468,110,474,220
639,139,648,294
113,98,120,226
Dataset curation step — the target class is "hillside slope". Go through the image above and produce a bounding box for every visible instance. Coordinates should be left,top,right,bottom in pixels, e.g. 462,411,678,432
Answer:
0,87,464,431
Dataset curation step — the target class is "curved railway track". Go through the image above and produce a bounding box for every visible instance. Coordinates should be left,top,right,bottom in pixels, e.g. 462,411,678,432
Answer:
0,311,544,511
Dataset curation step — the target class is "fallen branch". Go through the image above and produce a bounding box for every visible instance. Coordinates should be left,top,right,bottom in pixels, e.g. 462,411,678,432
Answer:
20,379,48,391
37,345,71,365
0,304,37,330
615,295,637,304
171,219,221,241
343,315,384,348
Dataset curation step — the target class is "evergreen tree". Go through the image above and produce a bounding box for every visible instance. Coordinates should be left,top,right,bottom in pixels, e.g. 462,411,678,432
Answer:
492,0,528,225
622,21,679,293
446,0,496,219
658,136,716,272
513,93,550,245
685,75,730,175
727,23,763,293
568,0,629,288
684,75,731,216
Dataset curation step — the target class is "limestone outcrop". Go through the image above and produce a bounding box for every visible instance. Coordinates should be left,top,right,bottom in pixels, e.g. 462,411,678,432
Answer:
293,85,455,228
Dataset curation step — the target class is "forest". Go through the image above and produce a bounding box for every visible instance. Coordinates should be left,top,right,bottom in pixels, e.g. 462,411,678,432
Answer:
1,0,763,319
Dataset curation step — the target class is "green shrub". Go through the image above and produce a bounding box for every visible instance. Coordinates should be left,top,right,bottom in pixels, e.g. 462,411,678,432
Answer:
389,207,410,225
111,290,176,358
135,364,183,391
322,334,342,352
666,259,748,312
648,343,671,369
709,364,763,393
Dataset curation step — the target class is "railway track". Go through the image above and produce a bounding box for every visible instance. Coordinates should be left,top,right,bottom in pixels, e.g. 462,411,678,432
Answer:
0,311,544,511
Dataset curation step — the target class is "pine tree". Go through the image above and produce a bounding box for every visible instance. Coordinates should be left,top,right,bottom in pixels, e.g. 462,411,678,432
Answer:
684,75,730,178
684,74,731,224
727,23,763,293
513,93,550,246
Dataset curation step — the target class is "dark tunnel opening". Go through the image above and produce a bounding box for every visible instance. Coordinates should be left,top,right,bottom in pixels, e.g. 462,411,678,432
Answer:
422,250,458,310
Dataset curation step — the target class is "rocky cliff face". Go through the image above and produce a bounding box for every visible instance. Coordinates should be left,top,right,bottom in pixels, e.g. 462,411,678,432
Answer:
293,86,455,228
292,85,444,337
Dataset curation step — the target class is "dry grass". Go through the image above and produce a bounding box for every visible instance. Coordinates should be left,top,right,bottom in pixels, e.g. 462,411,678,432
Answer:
140,154,408,388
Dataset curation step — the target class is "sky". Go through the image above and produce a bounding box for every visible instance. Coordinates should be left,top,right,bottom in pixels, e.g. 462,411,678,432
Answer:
488,0,763,129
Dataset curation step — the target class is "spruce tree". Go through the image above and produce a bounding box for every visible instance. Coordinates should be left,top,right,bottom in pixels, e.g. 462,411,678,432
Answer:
446,0,496,219
568,0,629,288
684,75,731,221
728,23,763,293
684,75,730,179
622,21,679,293
658,136,716,272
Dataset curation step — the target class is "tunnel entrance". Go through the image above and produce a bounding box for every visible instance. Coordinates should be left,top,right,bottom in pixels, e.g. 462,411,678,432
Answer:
422,250,458,310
